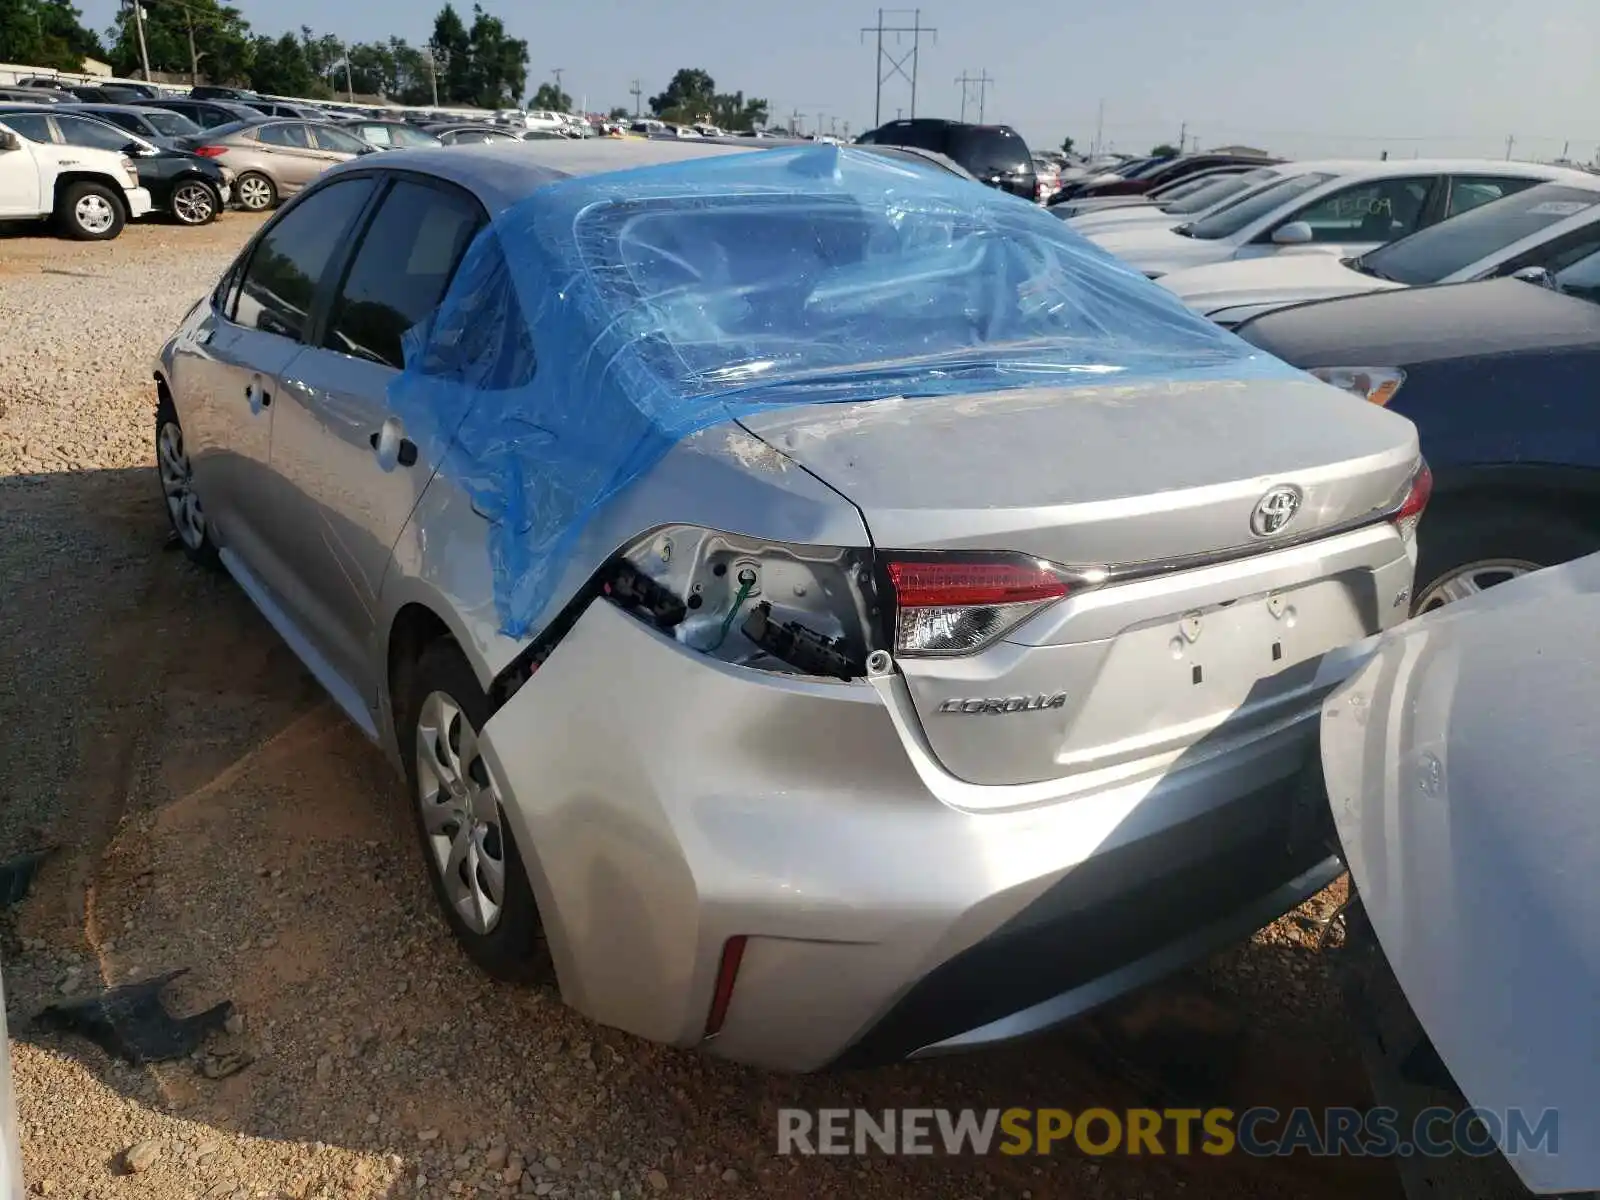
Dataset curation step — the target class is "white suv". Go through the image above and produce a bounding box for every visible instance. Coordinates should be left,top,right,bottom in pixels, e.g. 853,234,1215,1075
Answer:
0,114,153,240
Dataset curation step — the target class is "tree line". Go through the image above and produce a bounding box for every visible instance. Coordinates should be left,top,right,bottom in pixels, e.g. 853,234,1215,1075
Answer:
0,0,769,126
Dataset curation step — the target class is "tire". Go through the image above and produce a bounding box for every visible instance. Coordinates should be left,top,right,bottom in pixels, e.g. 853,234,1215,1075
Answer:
155,390,221,568
57,180,125,240
1413,501,1599,614
169,178,220,226
234,171,276,212
398,638,553,983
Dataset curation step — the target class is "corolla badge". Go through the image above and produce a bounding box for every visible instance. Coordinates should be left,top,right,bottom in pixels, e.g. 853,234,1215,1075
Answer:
1250,485,1303,537
938,694,1068,715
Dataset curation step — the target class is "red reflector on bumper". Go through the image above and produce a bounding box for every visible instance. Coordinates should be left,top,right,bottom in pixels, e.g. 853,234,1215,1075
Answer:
705,935,748,1037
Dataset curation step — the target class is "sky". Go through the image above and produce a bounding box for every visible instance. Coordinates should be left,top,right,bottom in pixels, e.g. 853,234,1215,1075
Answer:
81,0,1600,163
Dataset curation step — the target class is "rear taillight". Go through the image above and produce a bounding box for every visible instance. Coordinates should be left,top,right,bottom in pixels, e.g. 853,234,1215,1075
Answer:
191,145,227,158
883,554,1072,656
1389,459,1432,541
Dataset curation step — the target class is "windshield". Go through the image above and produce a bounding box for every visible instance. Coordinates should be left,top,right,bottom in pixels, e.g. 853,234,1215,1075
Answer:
1163,172,1270,215
139,108,201,136
945,126,1031,175
1356,182,1600,285
1181,172,1333,239
1124,156,1175,180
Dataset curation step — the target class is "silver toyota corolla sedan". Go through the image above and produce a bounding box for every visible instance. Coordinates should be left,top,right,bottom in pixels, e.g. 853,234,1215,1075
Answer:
153,139,1428,1071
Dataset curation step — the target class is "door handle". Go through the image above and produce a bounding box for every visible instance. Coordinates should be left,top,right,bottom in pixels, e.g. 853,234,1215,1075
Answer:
369,426,418,467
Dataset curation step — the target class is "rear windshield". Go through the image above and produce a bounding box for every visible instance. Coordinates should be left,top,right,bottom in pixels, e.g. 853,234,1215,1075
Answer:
572,191,1223,399
1356,182,1600,285
944,126,1032,175
197,120,252,140
1181,172,1333,239
138,108,201,136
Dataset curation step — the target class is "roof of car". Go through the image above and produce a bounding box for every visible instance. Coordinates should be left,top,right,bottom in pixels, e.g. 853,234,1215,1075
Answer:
324,138,763,216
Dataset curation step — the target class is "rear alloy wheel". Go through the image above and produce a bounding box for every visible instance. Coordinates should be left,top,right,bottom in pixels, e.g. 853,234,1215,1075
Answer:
235,172,276,212
59,181,125,241
401,640,552,982
155,393,219,567
169,179,219,226
1414,558,1540,613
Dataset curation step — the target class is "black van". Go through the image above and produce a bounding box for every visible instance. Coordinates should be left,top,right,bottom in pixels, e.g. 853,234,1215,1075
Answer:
855,118,1038,200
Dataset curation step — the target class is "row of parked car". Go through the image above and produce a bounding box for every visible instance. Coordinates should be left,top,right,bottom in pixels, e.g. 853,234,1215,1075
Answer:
0,85,579,240
1040,153,1600,621
844,117,1600,626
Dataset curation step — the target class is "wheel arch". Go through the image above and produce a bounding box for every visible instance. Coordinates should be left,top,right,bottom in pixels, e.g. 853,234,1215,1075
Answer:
53,171,128,219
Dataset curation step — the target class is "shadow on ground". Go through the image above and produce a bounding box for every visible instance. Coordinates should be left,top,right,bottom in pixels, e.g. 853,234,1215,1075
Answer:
0,466,1401,1200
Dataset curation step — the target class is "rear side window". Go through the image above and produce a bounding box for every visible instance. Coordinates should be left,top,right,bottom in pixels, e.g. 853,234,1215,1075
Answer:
230,178,376,340
323,179,486,369
0,114,53,142
257,123,310,148
945,126,1032,174
1445,175,1537,219
52,115,135,151
359,124,392,146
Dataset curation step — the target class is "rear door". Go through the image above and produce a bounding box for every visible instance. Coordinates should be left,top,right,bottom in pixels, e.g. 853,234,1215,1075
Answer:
252,122,327,193
183,177,377,591
267,174,487,697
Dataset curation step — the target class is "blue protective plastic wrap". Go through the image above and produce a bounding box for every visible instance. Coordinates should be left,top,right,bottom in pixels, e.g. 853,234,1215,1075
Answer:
387,143,1298,639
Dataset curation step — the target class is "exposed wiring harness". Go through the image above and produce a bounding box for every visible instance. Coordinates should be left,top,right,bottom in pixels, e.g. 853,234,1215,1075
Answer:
709,569,757,650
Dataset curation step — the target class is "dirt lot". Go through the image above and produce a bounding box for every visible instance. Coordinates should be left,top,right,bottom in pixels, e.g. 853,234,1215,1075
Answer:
0,214,1398,1200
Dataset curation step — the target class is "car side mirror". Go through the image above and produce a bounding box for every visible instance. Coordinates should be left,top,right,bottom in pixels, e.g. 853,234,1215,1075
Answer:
0,131,20,152
1271,221,1313,246
122,141,152,157
1510,265,1557,290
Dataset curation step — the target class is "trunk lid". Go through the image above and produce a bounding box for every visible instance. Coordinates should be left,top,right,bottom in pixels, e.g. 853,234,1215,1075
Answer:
741,375,1421,787
739,375,1416,575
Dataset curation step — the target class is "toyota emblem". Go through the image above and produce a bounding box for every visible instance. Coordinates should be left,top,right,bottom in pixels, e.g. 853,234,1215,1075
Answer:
1251,485,1303,537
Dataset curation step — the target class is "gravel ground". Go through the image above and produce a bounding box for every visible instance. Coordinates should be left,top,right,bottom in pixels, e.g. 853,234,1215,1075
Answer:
0,215,1401,1200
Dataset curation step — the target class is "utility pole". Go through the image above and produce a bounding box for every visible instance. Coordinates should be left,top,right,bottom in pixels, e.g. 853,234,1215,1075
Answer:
127,0,152,83
789,108,805,135
629,78,642,117
1505,133,1515,160
551,67,564,105
183,4,200,84
860,8,936,129
1092,97,1104,157
426,43,446,107
1177,120,1186,153
344,53,354,101
955,69,993,123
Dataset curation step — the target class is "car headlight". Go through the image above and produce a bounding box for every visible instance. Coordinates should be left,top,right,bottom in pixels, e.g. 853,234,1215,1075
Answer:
1307,366,1406,407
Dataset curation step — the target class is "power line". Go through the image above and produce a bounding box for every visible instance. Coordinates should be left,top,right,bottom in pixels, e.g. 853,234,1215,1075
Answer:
954,69,992,123
860,8,936,129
